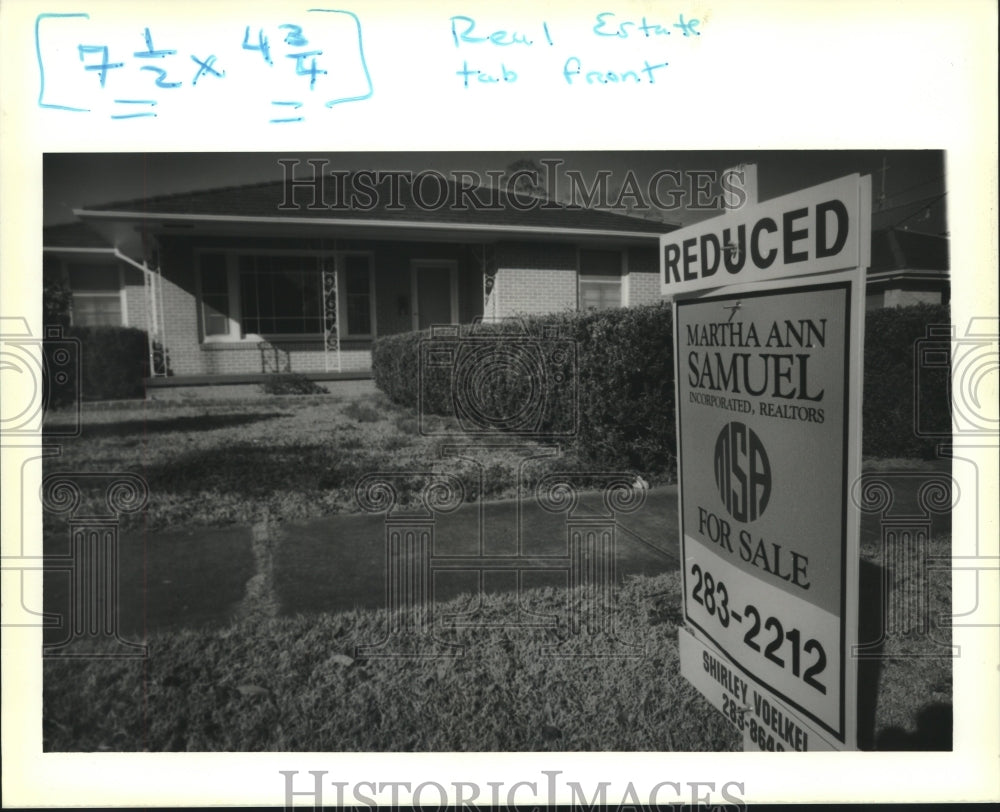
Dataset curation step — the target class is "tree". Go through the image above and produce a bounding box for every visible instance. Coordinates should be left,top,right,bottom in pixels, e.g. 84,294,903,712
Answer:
503,158,548,199
43,270,72,328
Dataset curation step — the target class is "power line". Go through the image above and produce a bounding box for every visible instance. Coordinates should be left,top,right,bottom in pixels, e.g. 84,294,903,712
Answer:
873,192,947,216
888,192,948,230
880,173,946,206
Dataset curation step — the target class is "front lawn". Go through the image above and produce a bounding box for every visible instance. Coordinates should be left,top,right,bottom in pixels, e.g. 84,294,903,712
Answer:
42,393,613,531
40,392,953,753
43,572,740,752
42,529,953,752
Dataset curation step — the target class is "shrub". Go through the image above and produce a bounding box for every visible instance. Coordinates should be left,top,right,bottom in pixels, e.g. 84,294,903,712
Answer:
43,276,72,329
863,303,951,458
260,373,327,396
42,326,148,402
42,325,80,411
573,304,676,473
371,330,424,408
371,303,951,472
372,308,675,476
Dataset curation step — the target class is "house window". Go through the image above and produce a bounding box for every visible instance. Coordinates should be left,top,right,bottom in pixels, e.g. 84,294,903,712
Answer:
343,254,373,336
68,264,122,326
239,255,323,335
199,253,231,337
197,251,375,341
578,249,623,311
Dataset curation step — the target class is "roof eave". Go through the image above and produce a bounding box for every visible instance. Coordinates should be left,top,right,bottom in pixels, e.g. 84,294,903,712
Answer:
867,268,950,282
42,245,117,254
73,208,670,243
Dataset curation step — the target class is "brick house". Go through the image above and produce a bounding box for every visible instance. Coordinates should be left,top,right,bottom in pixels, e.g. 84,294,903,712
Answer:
865,227,950,310
48,174,673,386
45,172,950,390
42,221,150,332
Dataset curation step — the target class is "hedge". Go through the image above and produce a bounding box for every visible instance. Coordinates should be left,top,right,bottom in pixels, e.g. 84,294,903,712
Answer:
371,328,425,411
374,316,583,437
44,325,149,405
863,303,951,458
372,303,952,473
373,306,677,476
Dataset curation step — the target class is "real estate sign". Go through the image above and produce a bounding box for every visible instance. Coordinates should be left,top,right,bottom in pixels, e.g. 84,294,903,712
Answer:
665,174,870,749
661,173,867,296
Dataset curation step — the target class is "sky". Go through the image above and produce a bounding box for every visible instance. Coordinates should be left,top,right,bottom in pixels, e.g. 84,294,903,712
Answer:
43,150,946,232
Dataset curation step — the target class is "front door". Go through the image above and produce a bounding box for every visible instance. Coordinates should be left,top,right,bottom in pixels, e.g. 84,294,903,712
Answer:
411,261,458,330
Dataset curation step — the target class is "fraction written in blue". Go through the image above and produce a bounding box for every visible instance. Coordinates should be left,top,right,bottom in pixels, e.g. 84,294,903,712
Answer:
35,9,374,122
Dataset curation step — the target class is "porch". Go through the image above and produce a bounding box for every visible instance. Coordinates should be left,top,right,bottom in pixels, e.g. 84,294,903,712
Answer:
146,235,491,379
56,172,670,387
143,371,377,401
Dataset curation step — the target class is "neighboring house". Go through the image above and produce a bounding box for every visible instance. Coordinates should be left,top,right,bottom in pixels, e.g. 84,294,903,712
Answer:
866,227,950,310
866,192,950,309
42,222,148,330
53,174,673,384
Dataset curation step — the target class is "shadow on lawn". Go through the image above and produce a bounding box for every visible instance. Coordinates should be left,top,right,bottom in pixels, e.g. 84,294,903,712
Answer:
855,539,953,752
857,556,885,750
53,412,292,438
875,702,952,750
137,441,382,496
42,524,256,643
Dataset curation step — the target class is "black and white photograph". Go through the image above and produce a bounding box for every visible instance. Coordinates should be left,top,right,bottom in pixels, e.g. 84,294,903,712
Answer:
37,149,952,755
2,1,997,808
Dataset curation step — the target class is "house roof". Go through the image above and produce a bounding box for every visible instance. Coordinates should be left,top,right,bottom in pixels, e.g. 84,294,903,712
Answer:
68,177,950,287
77,174,676,238
870,227,949,272
870,193,947,235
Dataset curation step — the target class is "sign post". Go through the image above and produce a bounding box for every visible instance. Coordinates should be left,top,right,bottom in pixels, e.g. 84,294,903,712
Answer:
663,174,871,750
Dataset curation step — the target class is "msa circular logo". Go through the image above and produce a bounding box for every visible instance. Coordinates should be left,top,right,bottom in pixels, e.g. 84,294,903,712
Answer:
714,421,772,522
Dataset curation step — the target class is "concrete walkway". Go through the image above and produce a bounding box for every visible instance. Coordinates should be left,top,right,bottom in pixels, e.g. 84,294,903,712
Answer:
102,486,681,637
276,484,681,618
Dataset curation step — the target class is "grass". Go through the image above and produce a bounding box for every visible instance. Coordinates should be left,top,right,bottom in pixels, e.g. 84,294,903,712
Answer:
42,527,952,752
43,572,739,751
856,530,954,749
342,400,385,423
40,395,953,752
41,395,931,537
42,395,610,532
